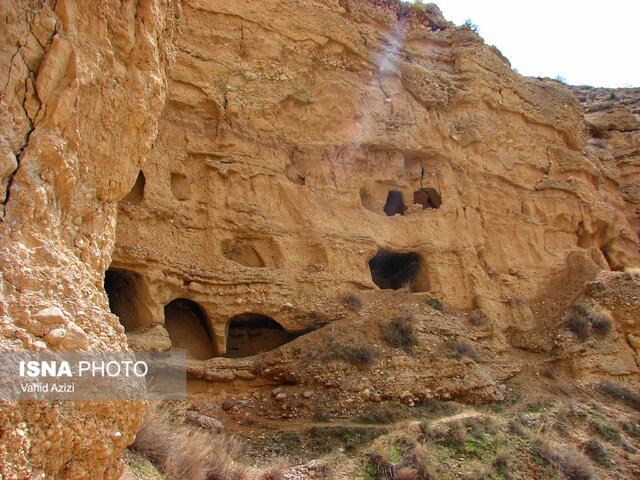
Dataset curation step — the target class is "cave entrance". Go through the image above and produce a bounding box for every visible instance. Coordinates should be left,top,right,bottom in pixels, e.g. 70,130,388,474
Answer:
104,268,152,331
413,187,441,209
122,171,145,204
368,249,429,292
384,191,406,216
164,299,215,360
225,314,299,358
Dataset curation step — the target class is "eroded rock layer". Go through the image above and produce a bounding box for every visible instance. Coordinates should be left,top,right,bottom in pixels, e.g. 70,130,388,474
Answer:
113,0,638,364
0,0,178,477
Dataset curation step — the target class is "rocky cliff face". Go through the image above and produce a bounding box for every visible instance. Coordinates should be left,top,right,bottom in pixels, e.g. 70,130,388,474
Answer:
0,0,178,477
1,0,639,478
113,0,637,360
572,86,640,246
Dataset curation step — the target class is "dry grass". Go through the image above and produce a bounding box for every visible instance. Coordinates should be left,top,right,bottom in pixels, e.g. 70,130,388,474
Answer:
381,318,418,352
565,305,591,341
446,340,482,362
532,436,594,480
565,304,613,340
599,381,640,411
133,406,275,480
589,311,612,336
344,293,363,312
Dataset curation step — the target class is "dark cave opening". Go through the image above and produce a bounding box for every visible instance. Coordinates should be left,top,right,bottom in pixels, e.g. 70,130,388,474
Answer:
368,249,429,292
413,187,441,209
383,190,406,216
164,298,216,360
226,313,299,358
104,268,150,331
122,171,145,204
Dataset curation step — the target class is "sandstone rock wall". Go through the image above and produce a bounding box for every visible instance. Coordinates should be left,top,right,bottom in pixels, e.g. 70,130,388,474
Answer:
113,0,639,360
0,0,178,477
572,86,640,244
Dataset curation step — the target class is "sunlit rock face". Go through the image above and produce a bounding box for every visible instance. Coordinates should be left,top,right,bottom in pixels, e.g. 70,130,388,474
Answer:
113,0,638,362
0,0,178,477
1,0,640,477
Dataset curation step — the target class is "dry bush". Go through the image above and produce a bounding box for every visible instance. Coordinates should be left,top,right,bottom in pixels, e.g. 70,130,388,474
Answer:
382,318,418,351
599,381,640,411
425,298,444,312
565,305,591,341
468,310,485,326
589,311,612,335
326,343,376,367
368,449,398,480
344,293,363,312
583,439,610,466
532,437,594,480
493,445,510,471
446,340,482,361
420,420,467,447
133,407,254,480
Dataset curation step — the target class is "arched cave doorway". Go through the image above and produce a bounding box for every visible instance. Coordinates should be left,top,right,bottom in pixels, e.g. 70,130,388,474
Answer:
164,299,216,360
384,191,406,216
122,171,145,204
104,268,152,331
413,187,441,209
225,313,299,358
368,249,429,292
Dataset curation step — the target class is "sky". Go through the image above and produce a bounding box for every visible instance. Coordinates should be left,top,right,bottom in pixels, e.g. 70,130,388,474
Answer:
415,0,640,88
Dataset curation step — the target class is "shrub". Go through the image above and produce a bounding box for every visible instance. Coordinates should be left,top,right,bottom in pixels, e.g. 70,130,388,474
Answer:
493,445,510,471
426,298,444,312
565,305,591,341
469,310,485,326
583,439,610,466
133,407,251,480
599,381,640,411
447,340,482,361
344,293,363,312
310,426,385,453
325,343,376,367
590,420,621,443
420,420,467,447
542,365,557,379
589,311,612,335
532,437,594,480
367,450,398,480
358,402,410,424
382,318,417,351
622,419,640,439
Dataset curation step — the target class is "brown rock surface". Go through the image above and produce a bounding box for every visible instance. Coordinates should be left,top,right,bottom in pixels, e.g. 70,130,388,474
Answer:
1,0,639,478
0,0,178,477
112,0,638,366
571,85,640,244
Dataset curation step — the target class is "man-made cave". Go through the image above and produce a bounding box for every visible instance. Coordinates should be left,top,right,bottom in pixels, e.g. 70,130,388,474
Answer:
122,171,145,204
164,298,216,360
368,249,429,292
170,172,191,201
104,268,152,331
384,190,406,216
225,313,300,358
413,187,441,209
222,239,266,267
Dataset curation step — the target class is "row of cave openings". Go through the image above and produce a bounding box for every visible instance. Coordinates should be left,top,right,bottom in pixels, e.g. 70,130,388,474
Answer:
121,171,193,204
104,248,429,360
121,170,442,217
382,187,442,216
104,269,300,360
